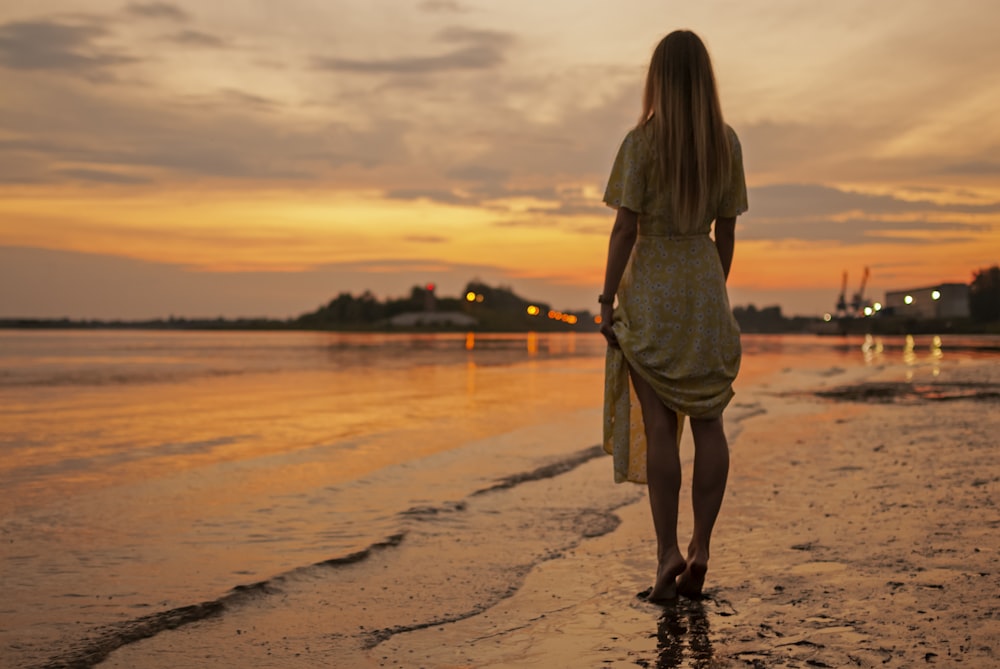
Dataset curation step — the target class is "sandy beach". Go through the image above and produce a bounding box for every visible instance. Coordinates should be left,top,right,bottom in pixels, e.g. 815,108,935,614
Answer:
79,357,999,668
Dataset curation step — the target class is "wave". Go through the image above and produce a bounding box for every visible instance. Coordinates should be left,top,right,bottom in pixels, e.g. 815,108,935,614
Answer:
471,444,605,496
0,367,250,390
357,561,532,650
399,500,468,518
34,532,405,669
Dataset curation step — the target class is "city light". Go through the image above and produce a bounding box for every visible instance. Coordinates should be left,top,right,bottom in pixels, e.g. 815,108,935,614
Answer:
465,291,476,302
475,294,484,303
864,306,873,316
545,310,578,325
931,290,941,300
823,313,832,322
904,295,914,305
526,305,540,316
873,302,882,311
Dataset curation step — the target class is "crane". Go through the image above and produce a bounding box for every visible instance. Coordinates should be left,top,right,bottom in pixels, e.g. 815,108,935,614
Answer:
850,266,870,316
835,271,848,317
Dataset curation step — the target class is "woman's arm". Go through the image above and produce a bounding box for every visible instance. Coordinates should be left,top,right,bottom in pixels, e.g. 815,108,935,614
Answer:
599,207,639,346
714,216,736,281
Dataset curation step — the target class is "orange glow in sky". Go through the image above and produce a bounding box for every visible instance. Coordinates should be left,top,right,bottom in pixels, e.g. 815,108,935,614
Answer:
0,1,998,318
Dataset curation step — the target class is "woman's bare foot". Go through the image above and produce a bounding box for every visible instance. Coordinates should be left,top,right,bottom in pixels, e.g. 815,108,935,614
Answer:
646,552,687,602
677,561,708,599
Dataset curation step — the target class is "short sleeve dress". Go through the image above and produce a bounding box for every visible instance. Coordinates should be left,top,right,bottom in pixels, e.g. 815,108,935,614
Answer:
602,123,748,484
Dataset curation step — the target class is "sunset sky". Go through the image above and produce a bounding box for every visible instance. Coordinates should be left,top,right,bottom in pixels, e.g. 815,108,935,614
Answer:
1,0,998,319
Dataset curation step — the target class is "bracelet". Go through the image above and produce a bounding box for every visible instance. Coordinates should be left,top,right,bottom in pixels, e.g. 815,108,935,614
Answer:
598,294,615,305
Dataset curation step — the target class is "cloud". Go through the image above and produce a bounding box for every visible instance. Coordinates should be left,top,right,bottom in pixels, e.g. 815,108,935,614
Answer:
0,152,48,184
445,164,509,183
740,217,992,246
385,183,566,214
386,189,468,205
749,184,1000,219
54,167,151,184
165,29,228,49
526,201,609,219
0,138,60,153
0,4,990,251
205,88,280,111
737,183,1000,247
735,114,1000,187
442,80,635,192
0,19,137,78
314,26,511,74
0,78,409,181
943,161,1000,176
402,235,449,244
0,6,627,204
123,2,190,22
419,0,467,12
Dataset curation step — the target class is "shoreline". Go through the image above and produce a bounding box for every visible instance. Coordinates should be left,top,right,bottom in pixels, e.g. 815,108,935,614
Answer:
4,320,1000,337
91,357,999,668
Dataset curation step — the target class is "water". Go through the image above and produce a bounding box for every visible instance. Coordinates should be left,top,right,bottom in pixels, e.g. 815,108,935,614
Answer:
1,329,996,666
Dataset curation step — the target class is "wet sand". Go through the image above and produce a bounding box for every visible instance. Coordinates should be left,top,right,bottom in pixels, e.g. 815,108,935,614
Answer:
24,356,990,667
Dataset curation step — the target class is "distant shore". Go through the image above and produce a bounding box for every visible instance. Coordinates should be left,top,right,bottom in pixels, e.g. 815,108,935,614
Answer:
0,316,598,333
6,276,998,334
2,314,998,335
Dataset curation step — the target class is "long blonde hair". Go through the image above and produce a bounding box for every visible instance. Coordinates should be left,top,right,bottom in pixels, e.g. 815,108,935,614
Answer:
641,31,731,228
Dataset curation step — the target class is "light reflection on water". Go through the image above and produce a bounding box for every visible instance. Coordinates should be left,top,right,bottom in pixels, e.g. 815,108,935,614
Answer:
0,330,608,388
853,332,974,380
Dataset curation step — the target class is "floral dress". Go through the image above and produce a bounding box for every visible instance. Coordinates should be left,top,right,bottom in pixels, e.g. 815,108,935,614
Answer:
602,123,748,484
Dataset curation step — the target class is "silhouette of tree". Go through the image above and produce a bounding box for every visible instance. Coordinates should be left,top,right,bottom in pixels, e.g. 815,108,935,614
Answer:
969,265,1000,323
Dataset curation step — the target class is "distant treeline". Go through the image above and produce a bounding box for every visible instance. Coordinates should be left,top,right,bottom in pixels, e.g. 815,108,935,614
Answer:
970,266,1000,324
298,284,463,328
732,304,816,333
1,281,597,333
297,281,595,332
3,267,996,333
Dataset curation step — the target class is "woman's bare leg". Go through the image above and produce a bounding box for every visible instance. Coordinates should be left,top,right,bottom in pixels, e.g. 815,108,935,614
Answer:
627,366,686,601
679,415,730,598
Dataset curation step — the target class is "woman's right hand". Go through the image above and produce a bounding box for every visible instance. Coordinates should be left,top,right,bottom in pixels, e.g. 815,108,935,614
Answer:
599,303,618,348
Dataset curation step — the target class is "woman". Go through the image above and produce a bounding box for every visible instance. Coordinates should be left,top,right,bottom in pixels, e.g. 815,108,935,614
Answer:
599,30,747,601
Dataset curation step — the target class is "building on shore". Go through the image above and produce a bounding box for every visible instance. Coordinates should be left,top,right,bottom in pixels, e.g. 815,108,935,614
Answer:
884,283,969,319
